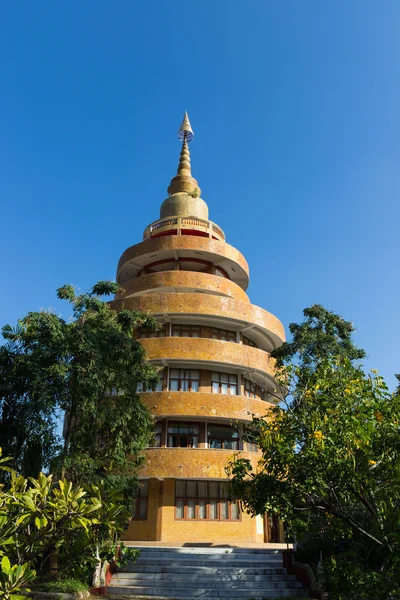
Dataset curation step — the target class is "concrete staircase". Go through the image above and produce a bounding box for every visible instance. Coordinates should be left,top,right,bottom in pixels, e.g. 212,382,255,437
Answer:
107,546,309,599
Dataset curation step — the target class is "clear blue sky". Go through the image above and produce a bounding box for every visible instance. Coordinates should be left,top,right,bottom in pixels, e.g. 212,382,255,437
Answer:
1,2,399,389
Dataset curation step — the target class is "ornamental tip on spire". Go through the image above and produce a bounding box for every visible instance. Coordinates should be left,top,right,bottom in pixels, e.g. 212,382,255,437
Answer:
167,112,200,197
178,111,194,142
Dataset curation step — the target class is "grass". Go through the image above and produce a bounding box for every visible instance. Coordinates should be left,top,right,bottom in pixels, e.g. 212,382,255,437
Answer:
31,577,89,593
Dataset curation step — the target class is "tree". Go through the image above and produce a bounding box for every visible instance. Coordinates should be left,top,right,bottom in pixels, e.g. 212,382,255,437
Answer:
0,281,159,494
272,304,366,369
0,449,131,587
228,306,400,599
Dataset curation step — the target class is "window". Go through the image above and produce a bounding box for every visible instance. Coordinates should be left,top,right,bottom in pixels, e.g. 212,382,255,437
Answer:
136,379,163,393
244,378,256,398
211,328,236,342
242,335,257,348
151,422,162,447
171,325,201,338
246,441,259,452
132,480,149,520
169,369,200,392
138,325,167,338
211,372,237,395
208,424,239,450
244,378,263,400
175,480,240,521
168,422,199,448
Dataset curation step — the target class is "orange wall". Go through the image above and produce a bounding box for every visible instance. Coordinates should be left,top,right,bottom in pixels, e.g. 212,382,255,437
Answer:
140,337,275,378
123,478,265,544
140,391,272,421
140,448,259,479
112,292,285,345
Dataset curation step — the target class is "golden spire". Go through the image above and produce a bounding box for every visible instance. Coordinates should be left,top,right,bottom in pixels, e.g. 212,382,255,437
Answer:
167,112,201,196
178,112,194,142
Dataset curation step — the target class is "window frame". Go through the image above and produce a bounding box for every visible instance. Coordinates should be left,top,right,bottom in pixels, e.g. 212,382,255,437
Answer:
138,324,167,339
137,378,163,393
169,369,200,392
171,324,201,338
211,371,238,395
242,334,257,348
167,421,200,448
151,422,162,447
207,423,239,450
175,480,241,522
246,440,259,452
244,378,264,400
211,327,236,342
132,480,149,520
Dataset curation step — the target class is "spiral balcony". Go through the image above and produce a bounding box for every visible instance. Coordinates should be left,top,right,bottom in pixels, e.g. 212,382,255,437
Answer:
141,447,260,479
116,235,249,289
140,337,275,385
116,271,249,302
139,391,272,421
112,292,285,350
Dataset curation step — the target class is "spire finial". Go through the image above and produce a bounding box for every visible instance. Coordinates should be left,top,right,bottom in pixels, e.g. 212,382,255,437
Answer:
178,112,194,142
167,112,201,197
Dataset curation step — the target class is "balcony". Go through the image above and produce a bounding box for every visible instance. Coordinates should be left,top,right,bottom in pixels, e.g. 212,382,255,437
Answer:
143,216,225,242
140,447,260,479
112,292,285,349
140,337,276,382
115,271,249,303
140,391,272,421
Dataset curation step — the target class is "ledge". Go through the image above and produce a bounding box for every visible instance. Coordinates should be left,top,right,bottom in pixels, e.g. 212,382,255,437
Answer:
141,447,260,479
115,272,250,303
116,236,249,290
140,337,276,382
112,292,285,348
139,391,272,421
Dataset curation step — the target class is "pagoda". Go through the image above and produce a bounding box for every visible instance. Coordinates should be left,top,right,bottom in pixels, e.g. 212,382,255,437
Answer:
111,114,285,544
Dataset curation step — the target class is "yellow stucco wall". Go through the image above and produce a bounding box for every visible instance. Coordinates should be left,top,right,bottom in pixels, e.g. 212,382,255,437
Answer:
140,448,260,479
140,391,272,421
112,292,285,346
117,235,249,285
140,337,276,379
123,478,265,544
116,271,250,303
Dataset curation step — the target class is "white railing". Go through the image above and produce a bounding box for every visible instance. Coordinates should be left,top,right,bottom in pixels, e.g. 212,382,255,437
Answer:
143,217,225,241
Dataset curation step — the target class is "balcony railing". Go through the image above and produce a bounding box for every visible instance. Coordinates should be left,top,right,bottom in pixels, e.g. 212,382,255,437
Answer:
143,216,225,241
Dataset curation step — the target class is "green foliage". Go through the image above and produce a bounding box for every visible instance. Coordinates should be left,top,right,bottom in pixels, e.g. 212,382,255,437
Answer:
99,542,139,568
0,281,160,491
0,451,131,583
324,552,400,600
271,304,365,368
229,306,400,599
0,557,35,600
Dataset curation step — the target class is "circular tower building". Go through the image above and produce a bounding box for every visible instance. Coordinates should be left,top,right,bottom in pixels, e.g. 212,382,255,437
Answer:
112,114,285,544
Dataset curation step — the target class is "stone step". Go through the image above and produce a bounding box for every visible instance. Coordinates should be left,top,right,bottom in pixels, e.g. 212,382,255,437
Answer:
130,546,283,554
137,552,283,563
111,577,302,589
109,546,308,598
131,560,282,569
112,572,297,582
121,565,288,575
134,555,281,563
107,585,307,598
136,551,282,560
